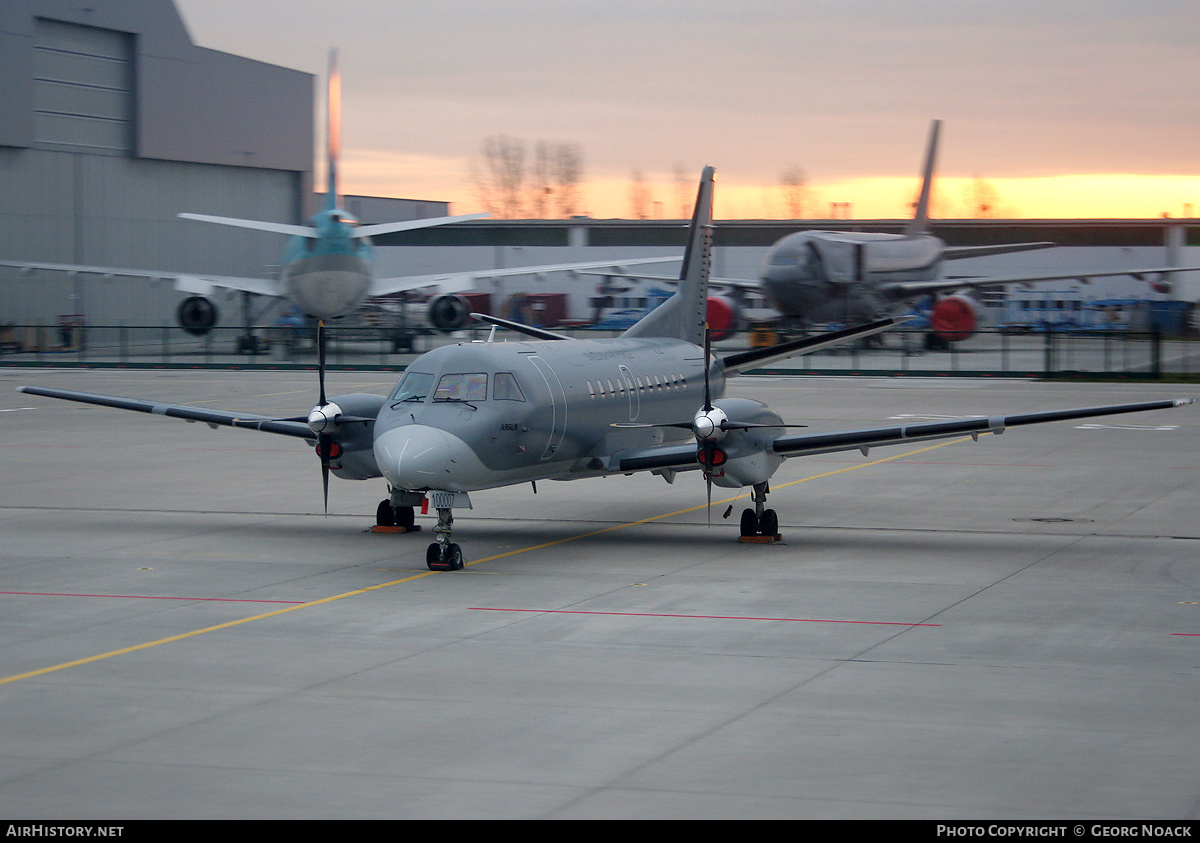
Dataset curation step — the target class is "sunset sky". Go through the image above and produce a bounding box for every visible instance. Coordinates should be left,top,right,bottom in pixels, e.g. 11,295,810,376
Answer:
176,0,1200,220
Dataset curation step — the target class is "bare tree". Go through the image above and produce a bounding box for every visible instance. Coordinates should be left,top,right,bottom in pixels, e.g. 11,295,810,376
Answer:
470,137,584,219
470,135,527,218
673,163,691,219
551,142,583,217
630,168,652,220
963,177,1000,218
779,165,808,219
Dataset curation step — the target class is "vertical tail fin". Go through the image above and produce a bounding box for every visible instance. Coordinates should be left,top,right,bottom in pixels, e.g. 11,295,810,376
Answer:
905,119,940,237
326,49,341,212
622,165,715,345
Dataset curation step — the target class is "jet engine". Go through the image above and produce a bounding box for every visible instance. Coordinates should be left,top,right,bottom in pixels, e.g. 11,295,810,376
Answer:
176,296,218,336
428,294,471,333
705,296,741,342
929,293,982,344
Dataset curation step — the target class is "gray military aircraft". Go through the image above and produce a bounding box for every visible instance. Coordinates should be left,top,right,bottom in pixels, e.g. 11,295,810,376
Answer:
17,167,1193,570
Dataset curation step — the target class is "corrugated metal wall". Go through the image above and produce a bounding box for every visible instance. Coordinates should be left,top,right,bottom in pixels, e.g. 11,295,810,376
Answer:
32,19,133,156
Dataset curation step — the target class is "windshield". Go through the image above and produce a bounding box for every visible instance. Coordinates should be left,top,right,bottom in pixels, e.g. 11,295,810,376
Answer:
390,371,433,403
434,373,488,402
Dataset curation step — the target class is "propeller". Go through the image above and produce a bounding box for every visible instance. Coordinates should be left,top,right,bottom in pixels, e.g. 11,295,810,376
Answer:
306,321,343,515
611,325,805,524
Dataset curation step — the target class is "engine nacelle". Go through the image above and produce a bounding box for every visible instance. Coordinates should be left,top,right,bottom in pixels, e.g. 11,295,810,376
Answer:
428,294,471,333
323,393,385,481
176,296,218,336
701,398,785,489
930,293,981,343
705,296,741,341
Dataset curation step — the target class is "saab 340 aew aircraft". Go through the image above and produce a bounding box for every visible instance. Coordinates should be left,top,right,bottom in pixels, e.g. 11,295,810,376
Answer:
0,51,678,336
17,167,1192,571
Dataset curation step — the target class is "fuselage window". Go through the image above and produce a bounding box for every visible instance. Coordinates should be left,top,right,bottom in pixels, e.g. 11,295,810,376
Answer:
493,372,526,402
607,378,617,396
588,380,596,399
390,371,433,403
434,373,488,402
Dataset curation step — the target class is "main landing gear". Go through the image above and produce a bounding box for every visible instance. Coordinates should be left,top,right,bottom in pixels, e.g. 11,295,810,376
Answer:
738,482,781,542
374,499,416,531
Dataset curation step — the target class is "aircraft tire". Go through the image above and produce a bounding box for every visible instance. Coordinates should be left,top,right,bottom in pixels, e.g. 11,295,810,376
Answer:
760,509,779,538
740,508,758,537
376,499,395,527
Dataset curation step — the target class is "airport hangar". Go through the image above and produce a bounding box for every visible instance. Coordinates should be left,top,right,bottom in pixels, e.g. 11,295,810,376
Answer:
3,0,1199,333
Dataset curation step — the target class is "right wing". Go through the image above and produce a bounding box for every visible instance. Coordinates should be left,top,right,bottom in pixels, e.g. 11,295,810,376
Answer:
607,398,1193,474
17,386,314,441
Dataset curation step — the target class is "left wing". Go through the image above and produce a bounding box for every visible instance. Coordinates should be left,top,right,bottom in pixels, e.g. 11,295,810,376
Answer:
0,260,284,298
17,386,315,441
369,256,682,297
608,398,1193,474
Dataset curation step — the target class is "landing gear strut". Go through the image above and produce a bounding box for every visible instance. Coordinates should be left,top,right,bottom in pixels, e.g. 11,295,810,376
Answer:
426,506,464,571
739,482,780,541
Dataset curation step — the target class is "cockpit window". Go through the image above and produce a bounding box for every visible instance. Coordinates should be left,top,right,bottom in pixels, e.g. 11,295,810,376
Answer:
390,371,433,403
434,373,488,402
493,372,526,402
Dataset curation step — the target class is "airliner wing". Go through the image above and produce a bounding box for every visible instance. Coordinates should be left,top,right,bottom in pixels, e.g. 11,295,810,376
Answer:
0,260,283,298
369,256,682,297
887,265,1200,298
941,242,1056,260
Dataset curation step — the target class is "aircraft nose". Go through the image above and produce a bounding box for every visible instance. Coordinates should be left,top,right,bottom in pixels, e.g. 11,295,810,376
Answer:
374,424,455,489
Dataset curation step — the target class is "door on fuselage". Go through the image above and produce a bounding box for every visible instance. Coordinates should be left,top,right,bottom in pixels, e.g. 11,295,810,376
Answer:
525,355,567,460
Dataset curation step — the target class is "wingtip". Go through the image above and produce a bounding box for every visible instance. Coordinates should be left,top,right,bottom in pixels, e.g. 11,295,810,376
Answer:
1175,398,1195,407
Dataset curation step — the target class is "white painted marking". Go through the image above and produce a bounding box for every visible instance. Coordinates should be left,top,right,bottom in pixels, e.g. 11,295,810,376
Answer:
1074,423,1179,431
889,413,987,421
0,408,37,413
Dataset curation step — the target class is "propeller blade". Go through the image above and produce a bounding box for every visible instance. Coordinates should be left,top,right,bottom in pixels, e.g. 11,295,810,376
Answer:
321,453,330,516
703,323,712,413
317,320,328,407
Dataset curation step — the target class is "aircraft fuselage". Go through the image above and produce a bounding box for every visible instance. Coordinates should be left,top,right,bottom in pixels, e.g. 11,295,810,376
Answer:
371,337,721,492
280,211,374,319
759,231,944,325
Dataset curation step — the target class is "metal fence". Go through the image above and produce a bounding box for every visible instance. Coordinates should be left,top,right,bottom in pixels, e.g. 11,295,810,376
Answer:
2,323,1199,378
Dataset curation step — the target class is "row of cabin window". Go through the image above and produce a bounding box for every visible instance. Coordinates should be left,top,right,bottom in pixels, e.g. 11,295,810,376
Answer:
586,373,687,399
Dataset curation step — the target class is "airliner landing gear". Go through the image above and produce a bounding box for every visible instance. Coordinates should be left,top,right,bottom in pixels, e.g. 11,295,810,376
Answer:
375,499,416,529
739,482,781,542
427,506,464,571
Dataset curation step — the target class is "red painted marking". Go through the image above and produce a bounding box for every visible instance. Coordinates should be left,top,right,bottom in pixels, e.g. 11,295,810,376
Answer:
0,591,302,604
469,607,939,626
1170,632,1200,636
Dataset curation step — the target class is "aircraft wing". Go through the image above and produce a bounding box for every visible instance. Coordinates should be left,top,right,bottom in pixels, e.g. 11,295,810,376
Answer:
0,260,284,298
942,242,1056,260
16,386,315,441
580,270,760,293
369,256,682,297
608,398,1192,474
886,265,1200,299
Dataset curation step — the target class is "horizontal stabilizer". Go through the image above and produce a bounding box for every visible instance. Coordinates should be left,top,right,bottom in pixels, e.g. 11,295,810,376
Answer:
469,312,574,341
178,213,318,239
720,317,901,377
354,213,489,238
